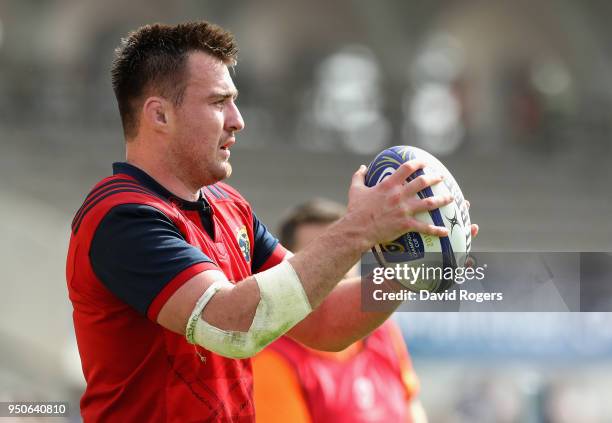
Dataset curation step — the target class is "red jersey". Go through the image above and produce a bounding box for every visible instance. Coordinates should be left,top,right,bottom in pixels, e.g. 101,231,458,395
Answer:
66,162,286,422
256,320,419,423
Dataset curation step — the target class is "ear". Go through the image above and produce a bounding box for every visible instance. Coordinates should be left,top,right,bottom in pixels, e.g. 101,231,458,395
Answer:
142,96,171,133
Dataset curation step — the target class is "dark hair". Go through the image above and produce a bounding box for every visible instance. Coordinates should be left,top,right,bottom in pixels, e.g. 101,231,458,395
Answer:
279,198,346,250
111,21,238,138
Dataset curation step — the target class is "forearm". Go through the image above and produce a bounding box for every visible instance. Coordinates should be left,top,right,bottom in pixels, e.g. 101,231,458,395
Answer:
203,212,371,332
164,161,453,355
288,212,370,309
205,162,448,336
288,274,403,351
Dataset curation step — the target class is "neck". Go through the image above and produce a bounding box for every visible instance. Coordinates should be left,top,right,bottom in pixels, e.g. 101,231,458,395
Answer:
126,151,200,202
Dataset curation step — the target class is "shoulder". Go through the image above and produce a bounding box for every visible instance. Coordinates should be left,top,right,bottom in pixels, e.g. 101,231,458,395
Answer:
203,182,249,205
95,203,177,231
71,174,175,237
202,182,255,226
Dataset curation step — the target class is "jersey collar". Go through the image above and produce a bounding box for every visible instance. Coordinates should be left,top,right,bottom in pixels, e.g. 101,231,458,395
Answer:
112,162,210,211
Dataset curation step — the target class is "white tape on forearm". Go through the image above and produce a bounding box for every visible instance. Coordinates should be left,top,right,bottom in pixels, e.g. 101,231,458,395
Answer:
185,261,312,359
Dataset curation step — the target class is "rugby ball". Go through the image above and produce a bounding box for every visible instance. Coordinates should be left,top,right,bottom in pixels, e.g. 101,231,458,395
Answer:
365,146,471,292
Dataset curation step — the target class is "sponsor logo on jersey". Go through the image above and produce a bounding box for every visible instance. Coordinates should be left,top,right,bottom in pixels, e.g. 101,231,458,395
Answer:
237,226,250,263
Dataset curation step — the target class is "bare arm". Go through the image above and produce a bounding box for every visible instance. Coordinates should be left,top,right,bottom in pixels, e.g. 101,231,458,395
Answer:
287,221,479,350
286,275,400,351
158,161,452,350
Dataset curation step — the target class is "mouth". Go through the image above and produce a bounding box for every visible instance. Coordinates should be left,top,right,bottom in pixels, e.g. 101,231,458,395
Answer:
220,138,236,151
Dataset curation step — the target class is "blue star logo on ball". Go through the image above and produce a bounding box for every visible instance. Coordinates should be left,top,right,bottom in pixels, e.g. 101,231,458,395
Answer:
445,210,460,235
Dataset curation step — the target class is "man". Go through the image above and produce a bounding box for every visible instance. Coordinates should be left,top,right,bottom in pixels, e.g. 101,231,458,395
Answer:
66,21,478,422
253,199,428,422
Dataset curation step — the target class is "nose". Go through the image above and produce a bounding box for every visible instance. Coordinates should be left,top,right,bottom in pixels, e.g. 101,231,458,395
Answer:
226,101,245,133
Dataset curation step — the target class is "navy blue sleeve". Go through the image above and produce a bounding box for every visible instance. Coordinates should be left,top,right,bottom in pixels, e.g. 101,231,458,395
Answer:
90,204,215,315
251,212,281,273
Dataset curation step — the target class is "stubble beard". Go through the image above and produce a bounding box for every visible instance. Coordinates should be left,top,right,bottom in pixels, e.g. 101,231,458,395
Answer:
177,149,232,190
170,128,234,192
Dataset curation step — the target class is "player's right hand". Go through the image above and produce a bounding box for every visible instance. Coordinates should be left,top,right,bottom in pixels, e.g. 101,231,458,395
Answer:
344,161,453,251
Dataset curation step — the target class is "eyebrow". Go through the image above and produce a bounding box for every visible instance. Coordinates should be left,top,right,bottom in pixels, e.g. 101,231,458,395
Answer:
208,90,239,101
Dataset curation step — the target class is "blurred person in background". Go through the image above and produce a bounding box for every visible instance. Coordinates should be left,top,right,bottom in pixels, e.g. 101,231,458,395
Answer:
65,20,473,422
253,198,428,423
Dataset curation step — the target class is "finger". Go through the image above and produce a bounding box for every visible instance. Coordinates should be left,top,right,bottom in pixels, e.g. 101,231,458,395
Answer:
408,220,449,237
384,160,426,187
404,174,444,196
470,223,479,238
351,165,367,188
409,194,454,214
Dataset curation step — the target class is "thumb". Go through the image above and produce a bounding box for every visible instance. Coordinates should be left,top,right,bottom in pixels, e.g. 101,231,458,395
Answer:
351,165,368,188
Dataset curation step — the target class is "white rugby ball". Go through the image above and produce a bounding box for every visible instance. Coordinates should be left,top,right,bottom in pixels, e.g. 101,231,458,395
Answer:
365,146,471,292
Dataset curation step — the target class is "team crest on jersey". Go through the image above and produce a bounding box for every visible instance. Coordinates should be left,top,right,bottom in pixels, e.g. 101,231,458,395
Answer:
236,226,251,263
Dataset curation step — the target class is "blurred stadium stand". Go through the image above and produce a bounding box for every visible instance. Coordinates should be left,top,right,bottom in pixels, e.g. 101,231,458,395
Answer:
1,0,611,422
